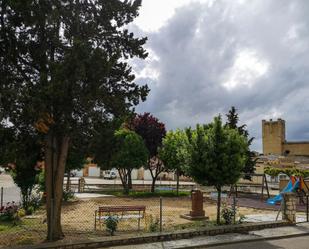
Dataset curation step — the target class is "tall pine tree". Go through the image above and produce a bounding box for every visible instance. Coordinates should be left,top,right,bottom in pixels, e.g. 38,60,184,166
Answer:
1,0,148,240
226,107,256,178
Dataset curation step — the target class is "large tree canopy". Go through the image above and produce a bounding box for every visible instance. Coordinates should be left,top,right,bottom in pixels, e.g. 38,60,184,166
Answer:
129,113,166,192
110,128,148,194
0,0,149,240
186,116,248,224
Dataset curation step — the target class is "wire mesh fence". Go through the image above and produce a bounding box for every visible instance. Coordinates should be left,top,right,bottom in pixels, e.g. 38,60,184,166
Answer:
1,181,292,248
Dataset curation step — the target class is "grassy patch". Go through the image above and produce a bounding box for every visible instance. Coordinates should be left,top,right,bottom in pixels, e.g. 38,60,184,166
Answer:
170,220,217,231
99,190,191,198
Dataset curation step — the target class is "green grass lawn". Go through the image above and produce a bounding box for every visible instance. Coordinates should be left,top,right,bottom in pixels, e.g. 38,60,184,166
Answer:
99,190,191,198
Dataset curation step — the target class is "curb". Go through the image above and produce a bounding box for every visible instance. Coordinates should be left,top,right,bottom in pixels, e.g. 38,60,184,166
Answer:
4,221,290,249
178,231,309,249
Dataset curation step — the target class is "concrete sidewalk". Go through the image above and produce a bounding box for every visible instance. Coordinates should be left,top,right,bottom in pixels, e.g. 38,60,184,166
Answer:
105,223,309,249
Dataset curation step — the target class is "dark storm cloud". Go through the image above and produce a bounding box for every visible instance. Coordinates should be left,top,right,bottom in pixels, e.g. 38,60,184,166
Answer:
132,0,309,151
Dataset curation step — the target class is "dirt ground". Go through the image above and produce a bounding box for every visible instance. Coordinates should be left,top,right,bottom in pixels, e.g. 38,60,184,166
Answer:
0,196,279,248
61,196,277,232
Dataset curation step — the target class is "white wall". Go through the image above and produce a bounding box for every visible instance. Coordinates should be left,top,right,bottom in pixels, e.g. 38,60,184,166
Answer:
88,166,101,177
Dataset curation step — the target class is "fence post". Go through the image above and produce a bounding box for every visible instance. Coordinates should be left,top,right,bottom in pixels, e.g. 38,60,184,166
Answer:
160,197,162,232
1,187,3,207
306,195,309,222
232,196,236,224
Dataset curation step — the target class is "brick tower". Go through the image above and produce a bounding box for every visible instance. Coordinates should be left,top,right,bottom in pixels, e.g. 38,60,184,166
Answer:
262,119,286,155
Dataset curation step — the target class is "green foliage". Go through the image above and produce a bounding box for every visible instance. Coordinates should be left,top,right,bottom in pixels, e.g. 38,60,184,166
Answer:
24,195,42,215
186,116,247,187
264,166,309,177
105,216,119,236
0,202,21,224
221,204,236,225
186,116,248,224
159,129,190,194
148,215,160,232
1,0,149,239
111,128,148,193
62,190,75,202
99,190,190,198
225,106,256,177
111,129,148,170
0,128,42,210
159,129,190,173
238,214,246,224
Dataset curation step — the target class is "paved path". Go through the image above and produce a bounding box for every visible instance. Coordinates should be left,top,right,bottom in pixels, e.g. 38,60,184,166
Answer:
205,235,309,249
105,223,309,249
0,173,20,204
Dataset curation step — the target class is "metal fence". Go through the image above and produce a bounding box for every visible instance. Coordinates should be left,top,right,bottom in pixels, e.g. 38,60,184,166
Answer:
3,181,302,248
0,193,195,247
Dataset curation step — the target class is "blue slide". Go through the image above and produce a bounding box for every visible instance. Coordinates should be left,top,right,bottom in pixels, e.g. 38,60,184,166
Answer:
267,179,299,205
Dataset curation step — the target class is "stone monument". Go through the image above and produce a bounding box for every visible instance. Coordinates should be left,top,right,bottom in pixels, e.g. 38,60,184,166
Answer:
180,190,208,220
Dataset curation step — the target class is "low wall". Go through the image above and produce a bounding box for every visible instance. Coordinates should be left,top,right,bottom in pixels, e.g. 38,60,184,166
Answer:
11,221,290,249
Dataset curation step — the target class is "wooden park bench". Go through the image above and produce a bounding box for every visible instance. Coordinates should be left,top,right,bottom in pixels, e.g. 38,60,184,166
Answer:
94,205,146,230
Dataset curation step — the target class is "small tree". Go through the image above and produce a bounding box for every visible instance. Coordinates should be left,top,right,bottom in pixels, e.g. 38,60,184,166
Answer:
186,116,247,224
111,129,148,194
0,126,42,211
130,113,166,192
225,106,256,178
159,129,190,195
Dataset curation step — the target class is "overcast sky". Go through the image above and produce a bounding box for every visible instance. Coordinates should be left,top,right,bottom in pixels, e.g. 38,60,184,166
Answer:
129,0,309,152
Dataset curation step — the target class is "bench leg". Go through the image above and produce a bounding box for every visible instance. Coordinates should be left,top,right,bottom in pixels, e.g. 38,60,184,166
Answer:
94,210,97,230
138,211,141,231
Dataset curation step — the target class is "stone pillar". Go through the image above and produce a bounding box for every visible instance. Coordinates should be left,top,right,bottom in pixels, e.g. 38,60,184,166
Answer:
190,190,205,217
78,177,85,193
180,190,208,220
282,192,297,223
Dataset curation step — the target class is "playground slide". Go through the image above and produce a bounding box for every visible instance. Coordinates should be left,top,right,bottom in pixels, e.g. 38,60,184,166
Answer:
267,179,299,205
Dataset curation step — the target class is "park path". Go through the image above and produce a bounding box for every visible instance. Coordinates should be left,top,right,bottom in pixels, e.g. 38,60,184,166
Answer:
105,223,309,249
0,173,20,203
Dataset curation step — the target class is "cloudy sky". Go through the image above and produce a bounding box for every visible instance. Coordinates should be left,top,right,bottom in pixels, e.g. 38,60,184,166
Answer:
129,0,309,152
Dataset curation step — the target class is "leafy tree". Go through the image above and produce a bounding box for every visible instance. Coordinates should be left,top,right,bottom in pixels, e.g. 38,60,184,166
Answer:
1,0,149,240
0,126,42,211
90,118,125,169
159,129,190,195
186,116,247,224
64,146,86,191
111,128,148,194
226,106,256,178
130,113,166,192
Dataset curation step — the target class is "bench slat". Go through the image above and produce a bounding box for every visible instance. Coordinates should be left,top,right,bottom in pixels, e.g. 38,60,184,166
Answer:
98,205,146,212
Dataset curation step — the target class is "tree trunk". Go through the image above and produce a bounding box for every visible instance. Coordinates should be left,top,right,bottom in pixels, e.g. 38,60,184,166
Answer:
66,171,70,191
128,169,132,190
118,168,129,194
151,177,156,193
216,186,222,225
176,170,180,196
45,132,70,241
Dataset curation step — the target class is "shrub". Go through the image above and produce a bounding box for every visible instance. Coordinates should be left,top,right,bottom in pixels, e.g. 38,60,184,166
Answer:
148,215,160,232
63,189,75,202
0,202,20,224
105,215,119,236
221,207,234,225
18,208,26,218
24,194,42,215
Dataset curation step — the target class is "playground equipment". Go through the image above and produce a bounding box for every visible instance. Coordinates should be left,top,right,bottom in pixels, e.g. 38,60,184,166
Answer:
267,176,308,205
229,173,270,200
